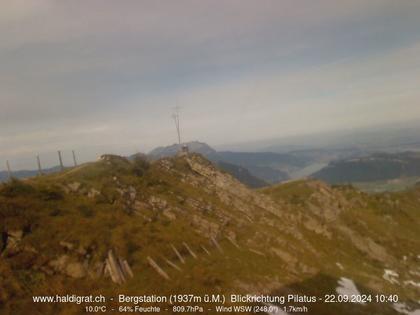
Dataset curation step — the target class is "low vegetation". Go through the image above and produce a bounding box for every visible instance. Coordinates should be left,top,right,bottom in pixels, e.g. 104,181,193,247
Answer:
0,154,419,314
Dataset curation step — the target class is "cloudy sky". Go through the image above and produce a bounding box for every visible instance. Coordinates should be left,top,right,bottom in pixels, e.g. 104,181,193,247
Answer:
1,0,420,169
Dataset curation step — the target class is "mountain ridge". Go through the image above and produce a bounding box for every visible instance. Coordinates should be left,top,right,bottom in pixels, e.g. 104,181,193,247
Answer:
1,152,419,314
147,141,300,186
312,152,420,187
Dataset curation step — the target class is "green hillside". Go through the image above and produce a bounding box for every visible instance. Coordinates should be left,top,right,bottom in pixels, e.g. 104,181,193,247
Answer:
1,154,419,315
312,152,420,185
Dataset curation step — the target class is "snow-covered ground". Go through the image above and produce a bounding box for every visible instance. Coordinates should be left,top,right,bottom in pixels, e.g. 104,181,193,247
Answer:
393,303,420,315
336,277,365,304
383,269,400,285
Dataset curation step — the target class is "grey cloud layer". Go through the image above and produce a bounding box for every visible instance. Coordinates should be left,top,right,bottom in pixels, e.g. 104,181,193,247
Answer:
1,0,420,168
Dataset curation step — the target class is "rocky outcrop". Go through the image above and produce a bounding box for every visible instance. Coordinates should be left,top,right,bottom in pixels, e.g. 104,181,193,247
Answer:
1,230,23,255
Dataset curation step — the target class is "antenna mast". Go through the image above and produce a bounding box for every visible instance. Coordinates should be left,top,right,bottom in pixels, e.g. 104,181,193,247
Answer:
172,106,182,145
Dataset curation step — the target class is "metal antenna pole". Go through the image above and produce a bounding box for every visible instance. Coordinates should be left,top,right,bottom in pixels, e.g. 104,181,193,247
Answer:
177,111,181,144
37,155,43,175
72,150,78,167
58,150,64,171
172,106,182,144
6,160,12,180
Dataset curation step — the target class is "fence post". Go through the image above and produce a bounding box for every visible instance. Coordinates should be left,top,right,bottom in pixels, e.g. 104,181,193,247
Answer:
6,160,12,180
72,150,78,167
58,150,64,171
37,155,43,175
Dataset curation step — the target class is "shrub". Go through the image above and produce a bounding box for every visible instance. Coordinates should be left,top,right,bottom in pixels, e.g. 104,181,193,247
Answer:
49,208,62,217
132,156,150,177
38,186,64,201
0,179,35,198
78,205,94,218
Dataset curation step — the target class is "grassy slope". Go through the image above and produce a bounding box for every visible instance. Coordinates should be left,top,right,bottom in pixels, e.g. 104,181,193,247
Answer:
261,180,420,311
0,155,419,315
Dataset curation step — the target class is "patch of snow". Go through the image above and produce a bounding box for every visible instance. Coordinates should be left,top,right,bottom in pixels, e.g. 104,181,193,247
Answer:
393,303,420,315
336,262,344,270
336,277,365,304
383,269,400,285
404,280,420,288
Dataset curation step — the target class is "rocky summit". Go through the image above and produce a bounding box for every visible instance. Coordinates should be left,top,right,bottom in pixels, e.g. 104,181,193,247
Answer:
0,153,419,314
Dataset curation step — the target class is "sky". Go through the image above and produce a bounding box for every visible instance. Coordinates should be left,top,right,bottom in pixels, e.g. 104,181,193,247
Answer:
1,0,420,169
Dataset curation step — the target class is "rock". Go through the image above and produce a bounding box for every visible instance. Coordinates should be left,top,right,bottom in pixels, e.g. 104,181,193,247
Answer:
8,230,23,241
59,241,75,251
338,226,392,263
3,230,23,254
67,182,81,193
149,196,168,210
49,254,87,278
128,186,137,201
49,255,70,272
163,209,176,221
133,200,150,211
66,262,87,278
87,188,100,199
226,230,237,241
191,215,220,238
76,246,87,256
99,154,127,163
40,266,54,276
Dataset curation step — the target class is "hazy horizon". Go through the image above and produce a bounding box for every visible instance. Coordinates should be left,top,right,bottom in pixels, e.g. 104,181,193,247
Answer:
2,119,420,172
1,1,420,170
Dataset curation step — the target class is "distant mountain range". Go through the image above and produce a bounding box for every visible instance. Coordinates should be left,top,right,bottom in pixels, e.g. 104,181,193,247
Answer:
2,142,307,188
148,141,316,187
312,152,420,184
0,166,62,183
222,121,420,154
6,140,420,192
150,142,420,191
149,142,219,160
